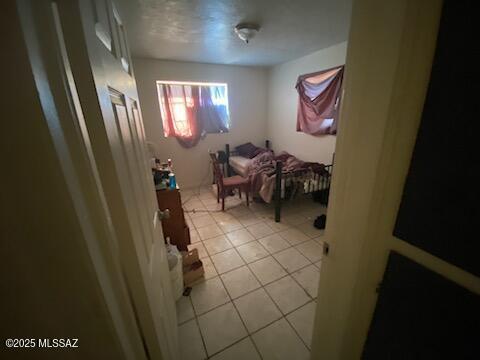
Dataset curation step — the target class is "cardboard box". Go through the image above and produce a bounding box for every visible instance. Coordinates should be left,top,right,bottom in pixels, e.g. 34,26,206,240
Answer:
182,248,199,266
182,249,204,285
183,260,204,285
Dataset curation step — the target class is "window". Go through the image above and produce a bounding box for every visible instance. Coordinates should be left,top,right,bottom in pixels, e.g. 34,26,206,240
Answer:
296,66,344,135
157,81,230,147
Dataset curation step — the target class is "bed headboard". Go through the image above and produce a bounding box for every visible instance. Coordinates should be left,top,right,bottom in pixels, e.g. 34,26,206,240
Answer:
226,140,270,156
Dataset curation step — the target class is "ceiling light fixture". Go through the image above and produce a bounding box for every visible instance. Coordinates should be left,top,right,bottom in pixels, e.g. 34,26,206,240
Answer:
234,23,260,44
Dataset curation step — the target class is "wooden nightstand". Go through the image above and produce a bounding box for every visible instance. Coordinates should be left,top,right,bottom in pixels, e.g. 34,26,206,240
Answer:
155,185,191,251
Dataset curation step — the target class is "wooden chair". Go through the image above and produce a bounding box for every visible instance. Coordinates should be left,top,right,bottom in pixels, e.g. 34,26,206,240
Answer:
209,153,250,211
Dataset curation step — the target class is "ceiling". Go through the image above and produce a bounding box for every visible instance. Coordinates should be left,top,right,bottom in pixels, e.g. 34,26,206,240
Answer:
116,0,352,67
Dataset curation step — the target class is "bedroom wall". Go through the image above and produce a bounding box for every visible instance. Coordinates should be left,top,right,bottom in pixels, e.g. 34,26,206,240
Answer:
266,41,348,165
133,58,268,189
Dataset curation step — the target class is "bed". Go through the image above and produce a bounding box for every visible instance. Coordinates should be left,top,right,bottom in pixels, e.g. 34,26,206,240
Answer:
228,155,252,177
223,140,333,222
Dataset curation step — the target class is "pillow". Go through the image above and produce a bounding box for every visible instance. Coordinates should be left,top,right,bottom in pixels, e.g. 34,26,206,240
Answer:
252,147,269,158
235,142,259,158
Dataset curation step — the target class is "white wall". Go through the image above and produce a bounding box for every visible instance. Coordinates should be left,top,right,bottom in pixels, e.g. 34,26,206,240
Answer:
133,58,268,188
266,42,348,165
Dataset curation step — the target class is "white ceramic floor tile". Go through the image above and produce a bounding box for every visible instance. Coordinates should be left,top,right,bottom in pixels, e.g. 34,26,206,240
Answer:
265,276,310,314
278,228,310,246
197,302,248,356
200,256,218,281
197,223,224,240
190,228,201,243
273,247,310,273
234,288,282,333
295,240,323,262
192,214,216,228
282,213,308,226
217,218,244,233
292,265,320,298
198,185,214,194
181,189,195,199
264,219,292,232
178,319,207,360
248,256,287,285
297,221,326,238
237,213,263,227
249,201,272,212
236,241,269,263
176,296,194,324
189,209,212,219
211,248,245,274
191,277,230,315
251,209,273,220
186,217,194,229
258,233,291,254
220,265,261,299
252,318,309,360
286,301,317,348
246,222,275,239
187,242,209,259
183,199,206,211
205,203,224,211
226,205,252,217
209,337,260,360
203,235,233,256
202,197,220,206
226,228,255,247
211,211,235,222
184,196,201,204
198,191,216,201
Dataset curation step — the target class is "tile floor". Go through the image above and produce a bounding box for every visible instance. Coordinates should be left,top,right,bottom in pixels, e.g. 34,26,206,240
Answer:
177,186,326,359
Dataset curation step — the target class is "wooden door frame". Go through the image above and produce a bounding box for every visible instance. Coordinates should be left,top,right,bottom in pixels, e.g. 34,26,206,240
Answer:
311,0,446,358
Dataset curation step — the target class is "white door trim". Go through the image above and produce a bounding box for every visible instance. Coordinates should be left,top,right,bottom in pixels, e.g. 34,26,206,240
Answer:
311,0,444,358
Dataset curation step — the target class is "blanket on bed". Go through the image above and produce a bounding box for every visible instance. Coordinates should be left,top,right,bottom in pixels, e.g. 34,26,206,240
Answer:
248,151,326,203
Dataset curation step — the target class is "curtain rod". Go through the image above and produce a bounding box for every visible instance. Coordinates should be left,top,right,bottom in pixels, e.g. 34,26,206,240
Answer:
156,80,228,87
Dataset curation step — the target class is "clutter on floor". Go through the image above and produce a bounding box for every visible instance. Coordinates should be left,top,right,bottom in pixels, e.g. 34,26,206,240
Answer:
167,241,206,299
166,240,183,300
182,248,205,286
314,214,326,230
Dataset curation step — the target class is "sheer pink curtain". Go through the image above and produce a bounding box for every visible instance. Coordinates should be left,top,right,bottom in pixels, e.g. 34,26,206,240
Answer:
159,84,202,148
296,65,344,135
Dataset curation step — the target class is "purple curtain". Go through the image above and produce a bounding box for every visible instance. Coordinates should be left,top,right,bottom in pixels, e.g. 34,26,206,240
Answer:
296,65,344,135
198,86,229,133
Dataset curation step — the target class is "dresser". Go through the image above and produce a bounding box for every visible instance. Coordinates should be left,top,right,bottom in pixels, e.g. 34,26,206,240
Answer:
155,186,191,251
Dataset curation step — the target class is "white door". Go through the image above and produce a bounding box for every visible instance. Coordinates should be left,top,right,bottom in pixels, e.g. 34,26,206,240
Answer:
75,1,179,358
17,0,178,359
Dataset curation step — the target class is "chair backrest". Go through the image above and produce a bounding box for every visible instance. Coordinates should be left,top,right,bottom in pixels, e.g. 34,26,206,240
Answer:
209,152,224,187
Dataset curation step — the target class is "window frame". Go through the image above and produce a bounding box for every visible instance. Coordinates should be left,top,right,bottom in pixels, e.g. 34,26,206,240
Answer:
156,80,230,138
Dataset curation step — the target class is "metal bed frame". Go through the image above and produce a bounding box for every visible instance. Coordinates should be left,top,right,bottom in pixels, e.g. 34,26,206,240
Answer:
224,140,333,222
